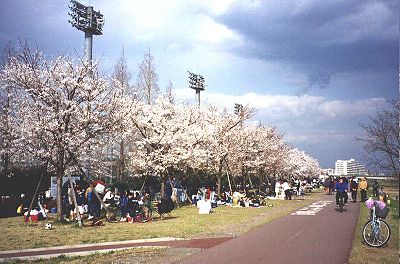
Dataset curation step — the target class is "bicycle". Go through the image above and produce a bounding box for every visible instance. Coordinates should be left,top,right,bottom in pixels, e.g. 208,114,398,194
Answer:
336,191,346,213
362,202,390,247
105,196,153,223
104,197,123,223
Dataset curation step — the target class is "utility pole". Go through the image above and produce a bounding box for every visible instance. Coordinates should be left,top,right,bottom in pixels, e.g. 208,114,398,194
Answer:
188,71,206,107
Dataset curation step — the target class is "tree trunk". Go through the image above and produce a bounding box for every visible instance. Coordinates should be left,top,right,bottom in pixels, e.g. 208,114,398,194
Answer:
68,174,82,227
56,174,63,221
217,176,221,196
161,174,165,198
217,158,224,195
118,139,125,182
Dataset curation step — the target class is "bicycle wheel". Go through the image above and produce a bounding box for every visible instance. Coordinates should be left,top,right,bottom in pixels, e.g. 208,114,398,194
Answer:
137,205,152,223
105,206,122,223
362,220,391,247
338,196,344,213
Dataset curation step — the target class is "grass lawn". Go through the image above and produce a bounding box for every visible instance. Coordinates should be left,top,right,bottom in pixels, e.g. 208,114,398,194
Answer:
349,187,399,264
0,191,324,251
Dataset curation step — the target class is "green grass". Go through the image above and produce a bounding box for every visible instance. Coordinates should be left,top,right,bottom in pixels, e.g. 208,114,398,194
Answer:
349,188,399,264
0,191,324,251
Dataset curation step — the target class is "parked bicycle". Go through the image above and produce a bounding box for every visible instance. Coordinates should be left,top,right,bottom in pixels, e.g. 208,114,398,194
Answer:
104,197,123,223
362,201,390,247
106,195,152,223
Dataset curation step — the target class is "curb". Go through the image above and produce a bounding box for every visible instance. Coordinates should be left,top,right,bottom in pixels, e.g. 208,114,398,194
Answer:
0,236,235,262
0,237,183,262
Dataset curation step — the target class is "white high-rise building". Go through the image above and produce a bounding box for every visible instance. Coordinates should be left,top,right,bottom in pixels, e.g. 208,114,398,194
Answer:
335,159,366,176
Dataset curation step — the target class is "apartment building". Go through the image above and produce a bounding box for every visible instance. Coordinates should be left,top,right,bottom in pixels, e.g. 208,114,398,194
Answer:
335,159,366,176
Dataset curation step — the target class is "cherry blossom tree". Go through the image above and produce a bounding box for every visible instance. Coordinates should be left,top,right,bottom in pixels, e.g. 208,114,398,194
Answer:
126,97,210,196
1,45,124,220
201,105,254,194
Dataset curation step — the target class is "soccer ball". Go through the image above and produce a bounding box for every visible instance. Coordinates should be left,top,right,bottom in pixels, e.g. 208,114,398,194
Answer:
44,223,53,230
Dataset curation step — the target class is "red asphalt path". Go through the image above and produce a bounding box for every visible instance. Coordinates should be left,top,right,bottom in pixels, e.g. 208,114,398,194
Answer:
179,195,360,264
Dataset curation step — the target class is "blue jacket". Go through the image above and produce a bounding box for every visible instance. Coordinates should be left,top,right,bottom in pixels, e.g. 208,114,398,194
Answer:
335,182,348,192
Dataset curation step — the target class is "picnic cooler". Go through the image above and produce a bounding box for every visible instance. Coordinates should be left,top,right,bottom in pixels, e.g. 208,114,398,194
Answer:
24,210,39,222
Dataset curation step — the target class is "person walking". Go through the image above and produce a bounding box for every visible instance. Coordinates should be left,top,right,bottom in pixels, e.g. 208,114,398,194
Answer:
372,180,380,197
358,177,368,202
328,177,335,195
349,177,358,203
323,177,330,195
283,179,292,200
343,177,349,204
328,177,334,195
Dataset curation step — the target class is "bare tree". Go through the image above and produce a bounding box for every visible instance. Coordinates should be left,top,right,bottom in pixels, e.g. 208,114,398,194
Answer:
165,80,175,104
111,49,134,182
358,100,399,179
136,48,159,104
113,48,134,97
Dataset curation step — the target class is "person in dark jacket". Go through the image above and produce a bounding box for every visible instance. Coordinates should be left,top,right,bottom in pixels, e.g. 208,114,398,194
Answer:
372,180,380,197
343,177,349,204
335,177,348,207
349,177,358,203
119,191,129,222
328,177,334,195
324,177,330,195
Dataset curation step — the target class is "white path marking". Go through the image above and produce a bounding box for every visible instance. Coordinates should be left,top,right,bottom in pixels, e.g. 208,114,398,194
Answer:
291,201,333,216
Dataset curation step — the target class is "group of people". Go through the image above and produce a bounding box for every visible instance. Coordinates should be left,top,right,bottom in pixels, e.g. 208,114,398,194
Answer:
63,178,156,222
274,178,317,200
331,176,387,207
274,179,293,200
62,178,106,221
193,187,264,208
118,190,151,222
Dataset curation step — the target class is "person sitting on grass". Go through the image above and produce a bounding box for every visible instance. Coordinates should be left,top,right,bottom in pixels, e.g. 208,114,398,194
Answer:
249,195,260,207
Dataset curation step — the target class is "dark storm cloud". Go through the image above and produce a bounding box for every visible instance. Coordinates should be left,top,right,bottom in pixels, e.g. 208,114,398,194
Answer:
213,0,399,90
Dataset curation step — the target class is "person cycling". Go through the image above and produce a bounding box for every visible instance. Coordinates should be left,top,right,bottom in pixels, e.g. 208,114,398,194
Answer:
335,177,348,207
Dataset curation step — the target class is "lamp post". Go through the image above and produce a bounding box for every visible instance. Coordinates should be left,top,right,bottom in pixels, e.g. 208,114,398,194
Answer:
68,0,104,65
188,71,206,107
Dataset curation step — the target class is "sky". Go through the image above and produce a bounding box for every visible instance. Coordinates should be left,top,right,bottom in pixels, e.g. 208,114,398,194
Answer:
0,0,398,170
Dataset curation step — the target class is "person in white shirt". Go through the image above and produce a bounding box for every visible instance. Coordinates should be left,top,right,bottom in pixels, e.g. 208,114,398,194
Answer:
282,179,292,200
275,180,284,199
103,188,114,206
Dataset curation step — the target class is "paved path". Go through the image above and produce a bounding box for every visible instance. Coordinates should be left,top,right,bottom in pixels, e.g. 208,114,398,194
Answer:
179,195,360,264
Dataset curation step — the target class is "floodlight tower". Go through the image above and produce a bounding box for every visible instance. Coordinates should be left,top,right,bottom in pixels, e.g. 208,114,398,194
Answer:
68,0,104,66
188,71,206,107
68,0,104,181
234,103,243,115
234,103,244,128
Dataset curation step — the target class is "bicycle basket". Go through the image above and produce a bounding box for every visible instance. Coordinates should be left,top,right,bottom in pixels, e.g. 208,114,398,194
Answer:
375,206,389,219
